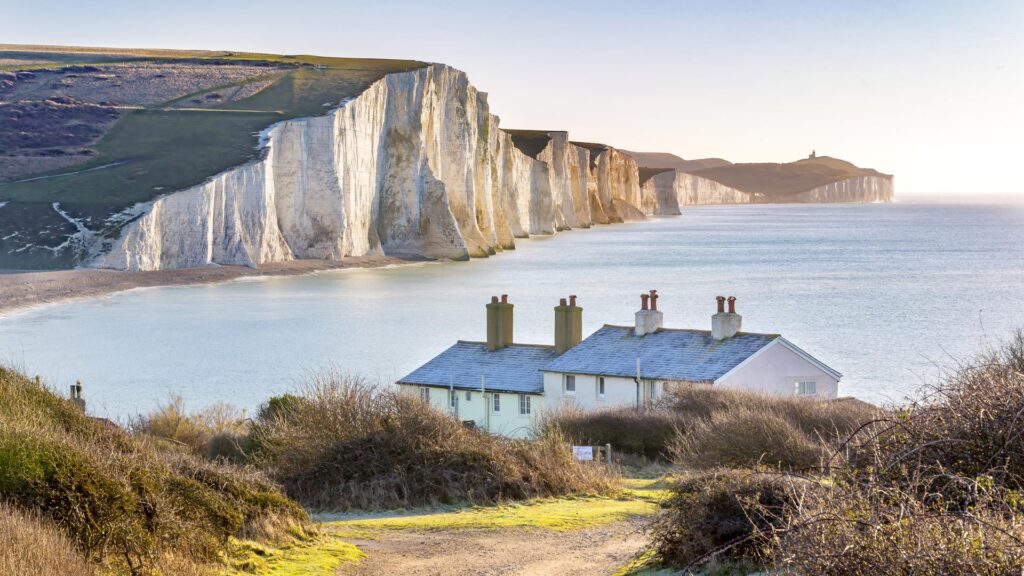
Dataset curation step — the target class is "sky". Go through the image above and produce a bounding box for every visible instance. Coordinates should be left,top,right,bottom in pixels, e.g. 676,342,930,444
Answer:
4,0,1023,196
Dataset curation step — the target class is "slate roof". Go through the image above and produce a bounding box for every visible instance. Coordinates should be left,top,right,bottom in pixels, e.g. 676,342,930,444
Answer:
541,325,780,382
397,341,556,394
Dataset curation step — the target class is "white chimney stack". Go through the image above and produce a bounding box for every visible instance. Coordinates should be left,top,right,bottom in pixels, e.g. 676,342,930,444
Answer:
634,290,663,336
712,296,742,340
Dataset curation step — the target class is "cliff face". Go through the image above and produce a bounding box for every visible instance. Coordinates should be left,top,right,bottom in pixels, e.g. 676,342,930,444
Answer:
764,175,894,204
94,65,652,271
642,171,751,215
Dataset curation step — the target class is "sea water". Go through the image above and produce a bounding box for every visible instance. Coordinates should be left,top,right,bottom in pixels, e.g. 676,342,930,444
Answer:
1,199,1022,419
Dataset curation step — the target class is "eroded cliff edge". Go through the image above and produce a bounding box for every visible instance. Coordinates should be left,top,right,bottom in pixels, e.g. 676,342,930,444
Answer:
92,65,656,271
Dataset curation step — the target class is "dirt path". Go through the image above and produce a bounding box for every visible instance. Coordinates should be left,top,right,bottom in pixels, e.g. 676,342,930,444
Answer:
340,518,648,576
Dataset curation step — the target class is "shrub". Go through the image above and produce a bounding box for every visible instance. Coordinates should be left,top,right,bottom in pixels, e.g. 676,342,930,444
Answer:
856,329,1024,496
666,386,878,471
132,395,249,460
250,372,619,511
0,367,308,575
669,406,826,470
649,331,1024,575
537,405,684,460
767,331,1024,574
648,469,799,570
773,481,1024,575
0,502,94,576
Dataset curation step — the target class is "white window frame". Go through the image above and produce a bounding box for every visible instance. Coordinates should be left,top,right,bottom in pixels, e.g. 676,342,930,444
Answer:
796,380,817,396
597,376,606,399
419,387,430,403
519,394,531,416
492,393,501,413
564,374,576,396
450,389,458,408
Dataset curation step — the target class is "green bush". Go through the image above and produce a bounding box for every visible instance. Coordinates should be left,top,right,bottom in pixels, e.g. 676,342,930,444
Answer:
0,367,308,575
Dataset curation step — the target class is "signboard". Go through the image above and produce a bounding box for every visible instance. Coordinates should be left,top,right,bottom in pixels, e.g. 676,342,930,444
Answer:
572,446,594,461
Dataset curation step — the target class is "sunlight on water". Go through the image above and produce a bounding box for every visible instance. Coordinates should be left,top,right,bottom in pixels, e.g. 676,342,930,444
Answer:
2,200,1023,419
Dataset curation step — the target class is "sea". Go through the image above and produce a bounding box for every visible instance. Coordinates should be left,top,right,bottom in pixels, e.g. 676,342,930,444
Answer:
1,198,1022,420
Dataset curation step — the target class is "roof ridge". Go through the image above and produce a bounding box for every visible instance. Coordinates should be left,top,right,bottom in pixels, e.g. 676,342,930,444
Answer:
456,340,556,350
601,324,780,338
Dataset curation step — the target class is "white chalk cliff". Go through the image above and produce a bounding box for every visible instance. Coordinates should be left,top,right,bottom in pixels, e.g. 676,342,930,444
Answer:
93,65,656,271
780,175,894,203
642,170,751,215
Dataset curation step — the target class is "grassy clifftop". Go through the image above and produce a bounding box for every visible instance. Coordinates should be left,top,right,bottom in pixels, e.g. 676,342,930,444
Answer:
0,45,426,269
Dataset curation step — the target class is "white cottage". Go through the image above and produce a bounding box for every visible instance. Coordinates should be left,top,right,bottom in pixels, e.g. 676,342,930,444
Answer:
397,291,841,437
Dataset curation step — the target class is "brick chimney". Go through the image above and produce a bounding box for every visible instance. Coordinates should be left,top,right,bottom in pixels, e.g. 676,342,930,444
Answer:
712,295,742,340
634,289,663,336
554,295,583,354
486,294,514,351
69,380,85,412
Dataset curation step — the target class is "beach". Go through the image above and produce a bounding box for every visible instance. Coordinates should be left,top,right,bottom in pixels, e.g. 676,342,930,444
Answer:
0,257,413,316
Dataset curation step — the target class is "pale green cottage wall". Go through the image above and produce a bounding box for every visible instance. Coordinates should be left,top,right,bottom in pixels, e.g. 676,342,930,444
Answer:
397,384,543,439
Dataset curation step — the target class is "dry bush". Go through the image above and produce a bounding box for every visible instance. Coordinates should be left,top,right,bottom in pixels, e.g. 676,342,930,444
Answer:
132,395,249,461
773,481,1024,575
666,386,878,471
647,469,800,571
650,331,1024,575
540,387,877,467
0,502,95,576
667,385,878,443
0,367,307,575
767,331,1024,574
670,406,827,470
537,405,685,460
250,372,619,511
854,330,1024,495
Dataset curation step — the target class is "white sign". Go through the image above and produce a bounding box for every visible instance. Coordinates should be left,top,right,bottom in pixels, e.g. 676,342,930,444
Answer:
572,446,594,461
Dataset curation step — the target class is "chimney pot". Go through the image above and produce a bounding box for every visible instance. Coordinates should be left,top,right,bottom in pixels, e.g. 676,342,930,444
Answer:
716,296,726,313
559,297,567,306
491,295,499,303
728,296,736,314
635,290,664,336
569,295,577,307
501,294,508,304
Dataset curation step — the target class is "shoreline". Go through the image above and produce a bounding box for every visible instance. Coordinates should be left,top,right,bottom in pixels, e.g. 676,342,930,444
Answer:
0,256,419,317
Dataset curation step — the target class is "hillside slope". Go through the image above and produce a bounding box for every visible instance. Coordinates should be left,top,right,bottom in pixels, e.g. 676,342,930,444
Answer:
689,155,893,198
622,150,732,172
0,367,309,574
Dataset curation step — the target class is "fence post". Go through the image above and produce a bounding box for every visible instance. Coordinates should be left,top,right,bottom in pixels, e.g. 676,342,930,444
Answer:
605,443,612,465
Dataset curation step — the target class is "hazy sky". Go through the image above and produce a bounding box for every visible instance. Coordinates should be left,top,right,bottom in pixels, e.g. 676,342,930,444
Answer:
5,0,1023,196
